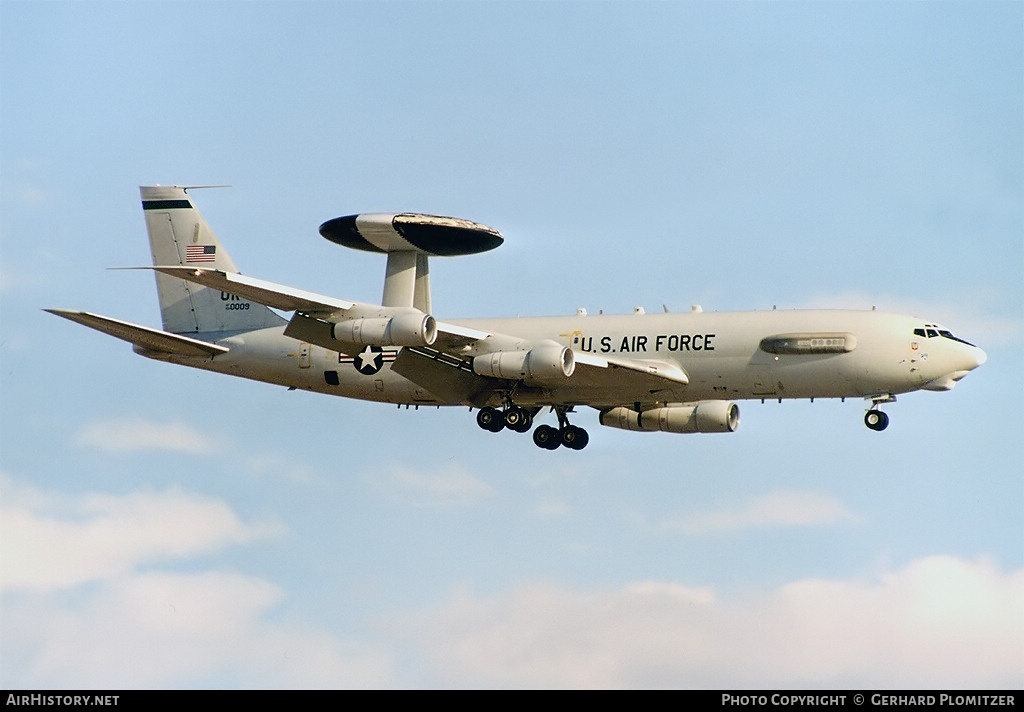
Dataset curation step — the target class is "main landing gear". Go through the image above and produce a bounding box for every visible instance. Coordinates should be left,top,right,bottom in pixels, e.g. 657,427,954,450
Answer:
476,405,590,450
864,394,895,432
476,404,533,433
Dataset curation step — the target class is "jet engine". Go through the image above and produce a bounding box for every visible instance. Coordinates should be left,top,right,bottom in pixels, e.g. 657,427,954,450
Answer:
473,343,575,386
599,400,740,434
332,311,437,347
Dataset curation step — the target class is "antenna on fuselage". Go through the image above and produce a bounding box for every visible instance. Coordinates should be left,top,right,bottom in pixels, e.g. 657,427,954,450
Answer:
319,213,504,312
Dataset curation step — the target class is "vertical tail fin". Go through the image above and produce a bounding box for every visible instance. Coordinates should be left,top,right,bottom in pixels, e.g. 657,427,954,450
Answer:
141,186,285,334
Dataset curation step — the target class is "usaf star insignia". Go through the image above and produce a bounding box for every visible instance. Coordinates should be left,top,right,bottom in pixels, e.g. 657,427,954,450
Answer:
355,345,384,375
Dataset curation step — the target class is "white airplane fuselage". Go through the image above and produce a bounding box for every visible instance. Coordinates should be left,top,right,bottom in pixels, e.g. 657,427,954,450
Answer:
148,308,985,408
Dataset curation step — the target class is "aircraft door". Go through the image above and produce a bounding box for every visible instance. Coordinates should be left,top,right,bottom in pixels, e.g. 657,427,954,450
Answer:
298,342,311,369
747,351,780,397
565,328,592,354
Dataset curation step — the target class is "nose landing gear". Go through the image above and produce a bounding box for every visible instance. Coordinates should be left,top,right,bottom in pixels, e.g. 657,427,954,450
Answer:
864,394,895,431
864,409,889,431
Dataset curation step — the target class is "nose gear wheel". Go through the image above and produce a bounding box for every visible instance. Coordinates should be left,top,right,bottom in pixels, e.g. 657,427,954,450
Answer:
864,409,889,431
864,394,894,431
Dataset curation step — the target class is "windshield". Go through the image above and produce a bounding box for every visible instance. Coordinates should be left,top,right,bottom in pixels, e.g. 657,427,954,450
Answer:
913,324,975,347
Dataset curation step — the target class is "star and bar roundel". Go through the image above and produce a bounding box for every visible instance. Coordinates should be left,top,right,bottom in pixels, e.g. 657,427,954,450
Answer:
339,346,398,375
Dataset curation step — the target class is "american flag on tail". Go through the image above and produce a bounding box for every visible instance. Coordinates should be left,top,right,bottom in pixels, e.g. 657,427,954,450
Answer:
185,245,216,263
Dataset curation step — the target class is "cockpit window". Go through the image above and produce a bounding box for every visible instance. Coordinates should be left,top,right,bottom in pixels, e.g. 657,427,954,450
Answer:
913,325,975,347
939,330,975,347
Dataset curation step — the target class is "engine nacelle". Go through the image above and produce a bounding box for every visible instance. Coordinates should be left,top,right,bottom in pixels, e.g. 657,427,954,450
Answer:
599,401,740,434
332,311,437,347
473,343,575,386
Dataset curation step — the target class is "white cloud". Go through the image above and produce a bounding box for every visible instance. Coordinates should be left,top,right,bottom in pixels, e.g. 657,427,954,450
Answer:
0,473,387,688
3,571,393,688
73,418,326,484
73,417,326,483
372,464,496,507
0,473,279,592
664,490,858,535
3,474,1020,688
406,556,1024,688
240,450,323,484
76,417,216,455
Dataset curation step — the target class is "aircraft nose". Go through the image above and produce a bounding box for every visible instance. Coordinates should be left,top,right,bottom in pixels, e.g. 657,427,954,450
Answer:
966,346,987,370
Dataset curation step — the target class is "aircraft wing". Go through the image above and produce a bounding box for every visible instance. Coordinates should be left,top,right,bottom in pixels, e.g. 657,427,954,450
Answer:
574,352,689,387
393,346,689,407
147,267,491,349
45,309,228,357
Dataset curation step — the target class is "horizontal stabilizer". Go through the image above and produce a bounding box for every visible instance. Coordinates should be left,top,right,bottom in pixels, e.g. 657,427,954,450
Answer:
45,309,229,357
146,266,355,314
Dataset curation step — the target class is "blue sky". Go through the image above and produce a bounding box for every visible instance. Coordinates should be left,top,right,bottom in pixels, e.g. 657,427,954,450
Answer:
1,0,1021,688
